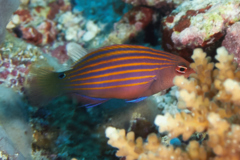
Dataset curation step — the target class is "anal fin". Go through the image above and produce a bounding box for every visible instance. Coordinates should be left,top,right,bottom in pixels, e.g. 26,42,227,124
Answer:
71,93,109,108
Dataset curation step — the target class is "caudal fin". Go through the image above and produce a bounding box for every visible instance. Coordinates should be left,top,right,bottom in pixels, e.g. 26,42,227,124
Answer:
25,68,68,106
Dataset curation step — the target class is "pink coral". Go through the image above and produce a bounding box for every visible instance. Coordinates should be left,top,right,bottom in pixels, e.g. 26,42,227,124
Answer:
21,26,43,45
13,0,70,46
0,54,30,91
14,9,33,23
37,20,57,45
122,0,184,8
171,26,205,49
222,22,240,66
50,44,69,64
162,1,240,60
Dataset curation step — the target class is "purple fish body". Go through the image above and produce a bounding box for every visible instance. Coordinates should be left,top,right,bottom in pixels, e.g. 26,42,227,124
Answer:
64,45,193,104
28,44,194,107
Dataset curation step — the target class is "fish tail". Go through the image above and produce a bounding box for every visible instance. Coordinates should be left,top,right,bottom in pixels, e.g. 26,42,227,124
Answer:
25,68,68,106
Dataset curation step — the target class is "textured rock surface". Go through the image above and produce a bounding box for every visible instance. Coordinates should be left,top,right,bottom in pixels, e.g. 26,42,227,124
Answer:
104,6,155,45
162,0,240,60
222,22,240,66
12,0,70,45
122,0,187,8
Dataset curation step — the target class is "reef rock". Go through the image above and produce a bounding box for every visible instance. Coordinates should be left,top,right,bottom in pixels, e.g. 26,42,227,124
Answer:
222,22,240,66
105,6,154,45
11,0,71,46
122,0,187,8
162,0,240,61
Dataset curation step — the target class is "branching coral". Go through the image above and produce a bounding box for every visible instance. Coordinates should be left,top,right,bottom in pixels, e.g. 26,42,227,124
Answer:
155,47,240,139
106,127,143,159
207,112,240,159
106,127,207,160
106,46,240,159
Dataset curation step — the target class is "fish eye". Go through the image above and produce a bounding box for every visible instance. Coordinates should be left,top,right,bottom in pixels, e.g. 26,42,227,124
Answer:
176,65,187,74
58,73,66,79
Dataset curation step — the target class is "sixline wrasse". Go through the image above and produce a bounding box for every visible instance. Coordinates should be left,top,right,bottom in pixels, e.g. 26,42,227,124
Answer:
27,44,194,107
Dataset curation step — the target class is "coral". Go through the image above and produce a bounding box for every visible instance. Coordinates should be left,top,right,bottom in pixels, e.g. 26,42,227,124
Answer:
48,43,69,64
0,33,43,92
207,113,240,159
106,127,143,159
11,0,131,47
106,46,240,159
56,11,86,42
155,111,208,141
106,127,207,160
82,21,100,42
162,0,240,60
10,0,71,46
11,0,130,48
222,22,240,66
122,0,186,8
155,47,239,139
152,86,190,115
104,6,154,45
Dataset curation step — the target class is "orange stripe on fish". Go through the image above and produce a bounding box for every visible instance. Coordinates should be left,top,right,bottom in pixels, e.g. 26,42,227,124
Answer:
71,79,154,90
72,49,177,70
68,62,173,79
68,68,160,82
69,75,156,86
104,44,175,59
70,55,177,75
79,44,174,60
69,68,160,82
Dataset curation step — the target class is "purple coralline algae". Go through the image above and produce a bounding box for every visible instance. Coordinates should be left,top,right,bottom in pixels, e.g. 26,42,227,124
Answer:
0,33,43,92
122,0,187,8
10,0,71,46
222,22,240,66
0,54,29,89
162,0,240,60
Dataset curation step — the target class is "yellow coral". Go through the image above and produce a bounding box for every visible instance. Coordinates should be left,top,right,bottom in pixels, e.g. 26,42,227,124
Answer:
155,111,208,141
106,127,143,159
223,79,240,105
208,113,240,159
106,46,240,160
106,126,207,160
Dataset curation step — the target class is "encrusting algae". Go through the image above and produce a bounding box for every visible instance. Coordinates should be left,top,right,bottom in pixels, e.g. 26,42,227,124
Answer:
105,46,240,160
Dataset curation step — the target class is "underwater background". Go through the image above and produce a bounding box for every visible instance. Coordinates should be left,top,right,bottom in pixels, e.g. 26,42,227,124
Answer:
1,0,240,159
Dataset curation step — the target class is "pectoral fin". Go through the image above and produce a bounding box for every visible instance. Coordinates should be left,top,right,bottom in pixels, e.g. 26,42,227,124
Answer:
71,93,109,108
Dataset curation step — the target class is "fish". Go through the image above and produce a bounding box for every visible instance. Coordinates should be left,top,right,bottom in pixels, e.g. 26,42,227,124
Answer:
27,44,194,107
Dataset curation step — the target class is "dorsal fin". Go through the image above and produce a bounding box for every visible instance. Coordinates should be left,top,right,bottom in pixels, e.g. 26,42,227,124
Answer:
66,42,88,63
